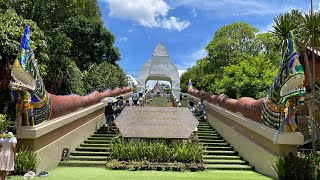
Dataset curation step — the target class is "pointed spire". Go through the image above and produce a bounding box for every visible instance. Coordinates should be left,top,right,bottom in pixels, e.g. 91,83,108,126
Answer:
152,43,169,56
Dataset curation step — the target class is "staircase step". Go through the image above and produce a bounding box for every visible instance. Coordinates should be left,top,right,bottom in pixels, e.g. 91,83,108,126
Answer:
197,133,219,137
197,125,212,128
99,127,118,131
200,142,228,147
70,151,111,156
197,130,217,133
197,130,218,133
197,127,214,130
204,159,246,164
199,139,225,143
199,121,209,124
205,164,253,170
203,155,241,160
59,160,106,167
204,147,233,151
75,147,110,152
80,144,111,148
197,135,222,139
88,137,114,140
205,150,236,155
84,140,112,144
92,134,116,137
68,156,108,161
95,130,117,134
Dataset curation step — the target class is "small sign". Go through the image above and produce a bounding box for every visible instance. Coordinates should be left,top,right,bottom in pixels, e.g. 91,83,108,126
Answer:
61,148,70,161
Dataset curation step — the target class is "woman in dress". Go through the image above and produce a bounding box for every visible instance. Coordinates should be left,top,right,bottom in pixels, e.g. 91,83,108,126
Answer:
0,129,17,180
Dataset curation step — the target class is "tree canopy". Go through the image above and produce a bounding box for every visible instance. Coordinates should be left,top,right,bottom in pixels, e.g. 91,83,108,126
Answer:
0,0,127,118
181,22,281,99
0,0,123,96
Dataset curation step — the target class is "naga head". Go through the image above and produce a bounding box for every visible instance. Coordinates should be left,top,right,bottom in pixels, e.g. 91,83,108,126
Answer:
10,26,46,99
10,26,36,91
9,26,50,126
267,31,306,107
262,32,306,130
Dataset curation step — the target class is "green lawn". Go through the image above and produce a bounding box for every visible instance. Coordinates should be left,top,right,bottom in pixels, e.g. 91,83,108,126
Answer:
179,99,189,107
10,167,272,180
147,96,169,107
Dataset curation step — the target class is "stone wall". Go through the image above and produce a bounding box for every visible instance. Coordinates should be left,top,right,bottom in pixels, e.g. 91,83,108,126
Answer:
188,94,304,179
16,92,132,171
188,89,262,123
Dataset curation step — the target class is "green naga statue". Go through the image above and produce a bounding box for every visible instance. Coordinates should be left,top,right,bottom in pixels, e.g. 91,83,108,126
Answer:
8,26,131,127
262,32,306,143
9,26,51,126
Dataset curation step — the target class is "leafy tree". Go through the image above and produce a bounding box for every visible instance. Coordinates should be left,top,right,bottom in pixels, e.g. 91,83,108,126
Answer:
251,32,282,66
181,22,281,99
44,31,86,95
83,62,127,93
180,58,207,92
61,15,120,70
1,0,122,95
0,0,100,30
216,55,277,99
205,22,258,76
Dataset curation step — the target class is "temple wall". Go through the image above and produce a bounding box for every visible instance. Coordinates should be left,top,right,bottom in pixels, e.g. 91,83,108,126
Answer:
188,94,304,179
16,92,132,171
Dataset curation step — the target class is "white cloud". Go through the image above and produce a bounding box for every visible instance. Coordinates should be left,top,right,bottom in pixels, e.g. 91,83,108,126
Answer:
178,70,186,77
258,21,274,33
118,36,128,42
170,0,308,16
176,48,207,71
103,0,190,31
126,75,137,85
161,17,190,31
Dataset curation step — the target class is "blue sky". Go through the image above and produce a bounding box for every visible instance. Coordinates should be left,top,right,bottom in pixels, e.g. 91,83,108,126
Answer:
98,0,314,80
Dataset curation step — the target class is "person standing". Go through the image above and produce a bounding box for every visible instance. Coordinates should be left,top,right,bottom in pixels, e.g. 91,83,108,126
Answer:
198,99,206,121
0,127,17,180
105,101,114,130
188,98,195,113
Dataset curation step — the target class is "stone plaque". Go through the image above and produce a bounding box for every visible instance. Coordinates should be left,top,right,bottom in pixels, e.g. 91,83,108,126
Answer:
114,107,198,139
61,148,70,161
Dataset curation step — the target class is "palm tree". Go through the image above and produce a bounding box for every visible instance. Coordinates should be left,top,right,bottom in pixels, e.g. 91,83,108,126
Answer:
272,10,301,55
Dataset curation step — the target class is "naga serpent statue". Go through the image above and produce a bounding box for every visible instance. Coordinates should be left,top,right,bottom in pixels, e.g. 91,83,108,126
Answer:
9,26,131,126
188,32,306,143
10,26,50,126
262,31,306,139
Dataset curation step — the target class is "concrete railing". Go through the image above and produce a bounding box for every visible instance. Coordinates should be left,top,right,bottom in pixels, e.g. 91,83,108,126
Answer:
16,92,132,171
188,94,304,179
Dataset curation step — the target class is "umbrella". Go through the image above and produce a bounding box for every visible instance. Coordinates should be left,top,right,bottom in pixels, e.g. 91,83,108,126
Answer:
102,97,118,103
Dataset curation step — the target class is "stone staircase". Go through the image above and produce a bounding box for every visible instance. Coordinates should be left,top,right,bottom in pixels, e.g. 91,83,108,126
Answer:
197,121,254,170
59,120,254,170
59,125,117,167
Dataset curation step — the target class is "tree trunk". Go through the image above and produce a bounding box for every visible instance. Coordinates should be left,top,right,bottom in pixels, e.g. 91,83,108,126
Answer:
302,48,313,88
302,47,317,154
0,60,12,89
